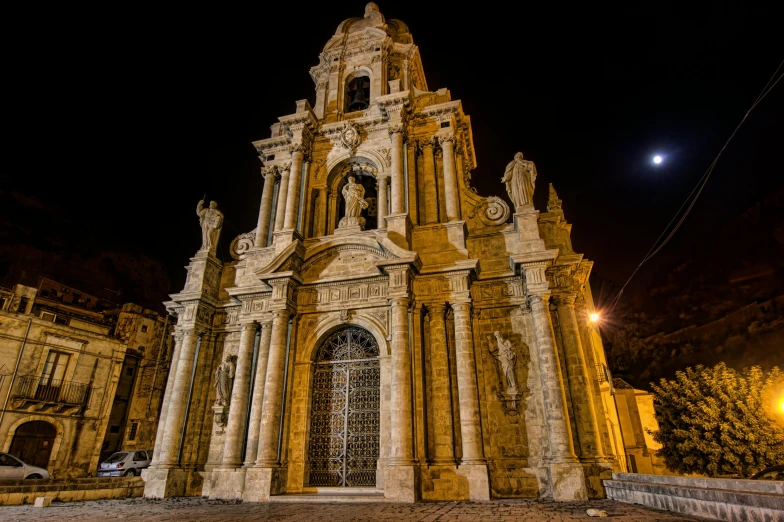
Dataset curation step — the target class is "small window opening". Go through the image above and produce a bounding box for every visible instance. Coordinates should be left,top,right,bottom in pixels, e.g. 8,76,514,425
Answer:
141,325,148,333
346,76,370,112
266,155,275,161
440,121,450,128
128,422,139,441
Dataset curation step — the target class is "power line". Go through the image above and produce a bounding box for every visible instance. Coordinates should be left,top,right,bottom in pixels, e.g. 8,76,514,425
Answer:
607,60,784,315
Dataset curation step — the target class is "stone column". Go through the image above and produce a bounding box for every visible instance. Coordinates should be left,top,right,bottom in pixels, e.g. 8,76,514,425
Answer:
317,188,328,237
529,294,577,462
149,331,182,468
450,302,483,462
254,310,291,466
220,322,258,468
390,128,405,214
377,176,388,229
407,141,418,225
254,168,276,247
283,148,306,230
439,135,460,222
427,303,454,464
244,321,273,466
556,296,605,460
389,296,414,465
422,139,438,224
156,329,200,467
273,165,290,232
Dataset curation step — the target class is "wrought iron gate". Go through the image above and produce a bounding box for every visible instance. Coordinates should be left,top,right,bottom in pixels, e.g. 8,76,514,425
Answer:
308,327,380,487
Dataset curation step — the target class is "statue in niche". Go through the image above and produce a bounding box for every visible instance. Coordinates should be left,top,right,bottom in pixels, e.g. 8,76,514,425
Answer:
491,331,518,392
339,175,369,229
197,199,224,253
501,152,537,210
213,355,235,406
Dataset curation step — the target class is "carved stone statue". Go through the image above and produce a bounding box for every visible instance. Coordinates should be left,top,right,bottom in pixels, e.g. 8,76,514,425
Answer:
213,355,235,406
197,200,224,253
339,176,369,229
501,152,537,210
491,331,518,392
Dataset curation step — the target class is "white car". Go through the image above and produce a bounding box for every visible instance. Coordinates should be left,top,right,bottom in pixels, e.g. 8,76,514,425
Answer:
0,452,50,480
97,449,152,477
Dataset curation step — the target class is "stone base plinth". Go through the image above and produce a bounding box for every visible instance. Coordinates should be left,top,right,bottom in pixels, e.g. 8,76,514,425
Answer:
443,220,468,256
512,210,546,254
143,468,201,499
208,468,246,500
456,463,491,501
548,461,588,500
273,229,303,252
385,213,412,249
384,465,419,503
242,467,288,502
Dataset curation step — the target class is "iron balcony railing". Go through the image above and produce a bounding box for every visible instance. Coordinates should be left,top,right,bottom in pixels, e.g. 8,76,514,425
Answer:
13,375,93,407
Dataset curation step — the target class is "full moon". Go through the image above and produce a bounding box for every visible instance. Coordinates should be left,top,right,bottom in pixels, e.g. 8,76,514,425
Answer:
653,155,663,164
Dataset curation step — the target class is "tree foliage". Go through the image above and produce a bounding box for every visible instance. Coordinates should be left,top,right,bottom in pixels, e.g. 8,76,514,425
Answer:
650,362,784,478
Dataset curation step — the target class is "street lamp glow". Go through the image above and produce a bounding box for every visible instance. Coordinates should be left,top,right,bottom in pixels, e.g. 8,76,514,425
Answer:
589,313,601,323
653,155,663,164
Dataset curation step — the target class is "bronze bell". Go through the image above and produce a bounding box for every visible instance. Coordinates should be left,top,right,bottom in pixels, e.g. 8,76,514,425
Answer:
348,88,368,112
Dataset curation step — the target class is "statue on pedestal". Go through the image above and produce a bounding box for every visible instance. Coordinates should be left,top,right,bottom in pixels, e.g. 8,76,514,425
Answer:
491,331,518,392
197,199,224,253
338,176,369,229
213,355,235,407
501,152,537,210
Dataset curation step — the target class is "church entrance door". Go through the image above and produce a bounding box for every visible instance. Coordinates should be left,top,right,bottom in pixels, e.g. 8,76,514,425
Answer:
307,327,380,487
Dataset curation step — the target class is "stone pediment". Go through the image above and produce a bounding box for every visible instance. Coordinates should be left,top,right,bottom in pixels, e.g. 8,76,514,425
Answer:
303,233,417,284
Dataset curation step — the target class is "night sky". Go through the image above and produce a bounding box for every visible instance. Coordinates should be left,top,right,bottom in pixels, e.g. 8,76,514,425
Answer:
3,2,782,315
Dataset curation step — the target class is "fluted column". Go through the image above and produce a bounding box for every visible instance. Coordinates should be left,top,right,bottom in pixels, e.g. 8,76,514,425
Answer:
451,302,484,462
377,176,388,229
422,139,438,224
220,322,258,467
244,321,273,466
555,296,605,460
390,128,405,214
440,135,459,222
254,168,277,247
273,165,290,232
254,310,291,466
156,329,200,467
529,294,578,462
317,188,328,237
427,303,454,464
149,331,182,468
283,149,306,230
389,296,414,465
407,140,418,225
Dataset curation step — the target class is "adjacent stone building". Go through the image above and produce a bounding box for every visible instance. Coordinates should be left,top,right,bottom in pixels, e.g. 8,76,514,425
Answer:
0,279,172,477
144,3,623,502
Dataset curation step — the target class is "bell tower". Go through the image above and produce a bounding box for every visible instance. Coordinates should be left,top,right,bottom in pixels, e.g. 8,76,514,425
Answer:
309,1,426,121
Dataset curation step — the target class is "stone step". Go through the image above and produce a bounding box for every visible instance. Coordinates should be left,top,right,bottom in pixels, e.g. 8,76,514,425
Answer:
269,487,385,503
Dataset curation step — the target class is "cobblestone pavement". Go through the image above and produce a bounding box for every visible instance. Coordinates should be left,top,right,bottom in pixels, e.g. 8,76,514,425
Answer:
0,497,713,521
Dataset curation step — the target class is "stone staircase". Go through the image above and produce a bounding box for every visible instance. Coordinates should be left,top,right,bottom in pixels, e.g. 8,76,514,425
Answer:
269,487,385,503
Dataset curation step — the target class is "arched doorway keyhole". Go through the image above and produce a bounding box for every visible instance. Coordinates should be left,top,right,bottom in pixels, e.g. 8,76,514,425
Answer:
307,327,380,487
10,420,56,469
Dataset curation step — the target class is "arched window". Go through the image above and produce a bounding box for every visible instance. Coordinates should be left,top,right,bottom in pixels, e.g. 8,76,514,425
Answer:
345,76,370,112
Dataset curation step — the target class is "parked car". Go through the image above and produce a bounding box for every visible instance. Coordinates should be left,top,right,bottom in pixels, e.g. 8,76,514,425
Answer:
750,464,784,481
97,449,152,477
0,452,50,480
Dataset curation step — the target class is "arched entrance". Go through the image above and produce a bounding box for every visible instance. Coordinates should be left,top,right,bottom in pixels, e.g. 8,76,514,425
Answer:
9,420,56,468
307,327,380,487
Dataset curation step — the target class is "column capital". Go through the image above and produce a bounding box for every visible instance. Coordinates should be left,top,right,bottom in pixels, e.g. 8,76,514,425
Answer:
527,293,550,307
450,300,472,314
261,166,279,179
241,321,259,332
388,124,405,136
552,294,577,307
438,133,456,145
426,301,447,315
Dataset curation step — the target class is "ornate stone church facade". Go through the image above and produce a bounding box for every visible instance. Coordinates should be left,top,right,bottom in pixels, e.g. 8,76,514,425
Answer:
143,3,622,503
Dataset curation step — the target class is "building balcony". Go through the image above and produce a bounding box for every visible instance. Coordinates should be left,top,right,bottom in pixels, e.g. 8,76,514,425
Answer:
11,375,95,415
